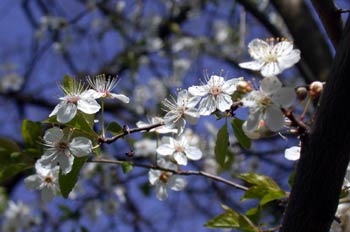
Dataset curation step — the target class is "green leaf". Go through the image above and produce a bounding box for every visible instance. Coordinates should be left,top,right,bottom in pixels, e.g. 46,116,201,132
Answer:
240,173,286,206
121,162,133,173
231,118,251,149
215,123,229,166
205,205,258,231
21,120,42,149
62,75,75,91
59,156,88,198
106,122,123,135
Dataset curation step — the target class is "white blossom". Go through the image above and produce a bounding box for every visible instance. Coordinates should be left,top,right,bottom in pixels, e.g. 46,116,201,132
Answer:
242,76,295,132
24,161,60,202
239,38,300,77
133,138,157,157
148,159,186,200
86,74,129,103
284,146,301,161
156,136,202,166
188,75,242,115
39,127,92,174
162,89,201,135
49,81,100,123
0,73,24,92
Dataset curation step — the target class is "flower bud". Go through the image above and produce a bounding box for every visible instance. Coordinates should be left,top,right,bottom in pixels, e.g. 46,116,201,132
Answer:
295,86,308,101
236,80,253,94
309,81,324,98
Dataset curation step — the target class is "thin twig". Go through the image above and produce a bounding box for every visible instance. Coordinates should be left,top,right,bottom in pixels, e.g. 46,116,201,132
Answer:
90,158,249,191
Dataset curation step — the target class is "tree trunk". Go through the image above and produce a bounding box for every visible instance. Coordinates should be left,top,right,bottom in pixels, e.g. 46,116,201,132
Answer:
281,16,350,232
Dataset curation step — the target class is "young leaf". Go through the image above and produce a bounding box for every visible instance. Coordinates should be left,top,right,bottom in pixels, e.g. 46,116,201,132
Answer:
106,122,123,135
215,123,229,167
121,162,133,173
59,156,88,198
231,118,251,149
21,120,42,149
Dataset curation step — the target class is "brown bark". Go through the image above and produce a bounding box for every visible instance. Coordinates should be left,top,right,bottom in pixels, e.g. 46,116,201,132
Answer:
281,16,350,232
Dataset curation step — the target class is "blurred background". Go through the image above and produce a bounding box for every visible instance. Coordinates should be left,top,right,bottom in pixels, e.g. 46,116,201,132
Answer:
0,0,348,231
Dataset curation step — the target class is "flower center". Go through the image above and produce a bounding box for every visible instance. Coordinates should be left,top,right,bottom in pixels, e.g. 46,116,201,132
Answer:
44,176,53,184
264,53,278,63
55,141,69,152
210,86,222,96
260,96,272,107
67,96,80,103
175,145,185,153
159,172,170,183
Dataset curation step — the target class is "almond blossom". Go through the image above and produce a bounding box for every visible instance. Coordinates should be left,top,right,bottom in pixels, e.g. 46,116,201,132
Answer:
188,75,242,115
239,38,300,77
242,76,295,133
156,136,202,166
50,81,100,123
148,159,186,200
24,161,60,202
162,89,201,135
39,127,92,174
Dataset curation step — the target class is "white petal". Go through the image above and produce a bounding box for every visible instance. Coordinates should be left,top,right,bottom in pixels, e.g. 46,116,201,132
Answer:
24,175,42,190
208,75,225,87
184,108,200,124
156,144,175,156
80,89,99,99
221,78,239,94
155,183,168,200
57,102,77,123
272,87,296,107
246,109,261,132
198,96,216,115
248,39,270,59
43,127,64,143
216,94,233,112
284,146,301,161
163,111,179,127
265,106,284,132
277,49,301,69
77,98,101,114
148,170,161,185
174,152,188,166
168,176,186,191
260,76,282,95
272,41,294,57
174,118,186,135
39,152,58,168
41,186,56,202
188,85,209,96
242,121,261,139
49,101,64,117
261,62,282,77
185,146,202,160
186,95,201,108
57,154,74,174
70,137,92,157
110,93,130,103
239,61,264,71
176,89,188,105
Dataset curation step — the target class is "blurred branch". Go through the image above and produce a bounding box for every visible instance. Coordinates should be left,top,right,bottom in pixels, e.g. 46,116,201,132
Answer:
310,0,343,49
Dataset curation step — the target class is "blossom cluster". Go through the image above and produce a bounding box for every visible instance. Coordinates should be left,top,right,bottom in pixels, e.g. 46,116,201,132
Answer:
24,38,301,202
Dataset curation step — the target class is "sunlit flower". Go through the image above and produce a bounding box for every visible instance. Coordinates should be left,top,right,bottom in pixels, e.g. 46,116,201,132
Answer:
284,146,301,161
39,127,92,174
148,159,186,200
162,89,201,135
156,136,202,166
188,75,242,115
242,76,295,132
133,138,157,157
239,38,300,77
24,161,60,202
87,74,129,103
50,81,100,123
136,116,177,134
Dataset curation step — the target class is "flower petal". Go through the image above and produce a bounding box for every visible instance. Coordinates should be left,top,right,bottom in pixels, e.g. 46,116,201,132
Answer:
272,87,296,107
41,186,56,202
216,94,233,112
198,96,216,115
43,127,64,143
261,62,282,77
168,176,186,191
246,109,261,132
185,146,202,160
174,152,188,166
24,175,42,190
248,39,270,59
70,137,92,157
156,144,175,156
239,61,264,71
188,85,209,96
184,108,200,124
277,49,301,69
110,93,130,103
284,146,301,161
260,76,282,95
148,169,161,185
155,183,168,200
221,78,240,94
265,106,285,132
77,98,101,114
57,154,74,175
57,102,77,123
